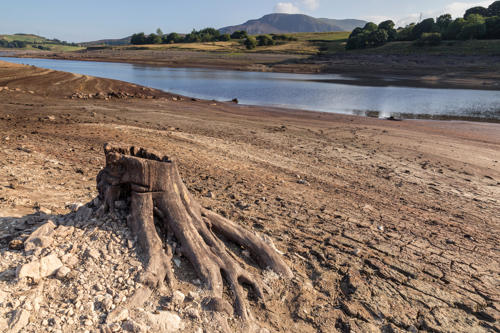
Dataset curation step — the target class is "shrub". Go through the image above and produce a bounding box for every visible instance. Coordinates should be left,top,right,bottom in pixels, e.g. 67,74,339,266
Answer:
244,37,257,49
256,35,274,46
230,30,248,39
485,16,500,38
488,1,500,16
464,6,488,19
414,32,442,46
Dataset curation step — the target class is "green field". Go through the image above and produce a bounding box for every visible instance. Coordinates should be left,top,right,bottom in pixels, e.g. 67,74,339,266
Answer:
2,32,499,56
0,34,84,52
103,32,500,56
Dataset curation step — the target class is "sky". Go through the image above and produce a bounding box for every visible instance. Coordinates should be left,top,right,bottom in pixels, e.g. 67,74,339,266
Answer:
0,0,495,42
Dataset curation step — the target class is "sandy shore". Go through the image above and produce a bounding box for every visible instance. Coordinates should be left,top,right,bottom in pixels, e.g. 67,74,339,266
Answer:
0,61,499,332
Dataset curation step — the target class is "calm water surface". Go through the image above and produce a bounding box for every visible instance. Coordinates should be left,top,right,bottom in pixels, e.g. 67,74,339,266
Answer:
2,56,500,121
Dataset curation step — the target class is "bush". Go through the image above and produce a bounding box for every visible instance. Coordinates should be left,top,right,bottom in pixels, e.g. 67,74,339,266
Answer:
464,6,488,18
368,29,388,47
244,37,257,49
414,32,442,46
444,18,467,39
256,35,274,46
485,16,500,38
363,22,378,32
411,18,438,40
162,33,181,44
131,33,147,45
458,14,486,39
488,1,500,16
230,30,248,39
397,24,416,41
218,34,231,41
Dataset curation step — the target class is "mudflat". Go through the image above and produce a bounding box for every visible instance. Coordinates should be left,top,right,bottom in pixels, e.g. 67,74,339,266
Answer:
0,60,499,332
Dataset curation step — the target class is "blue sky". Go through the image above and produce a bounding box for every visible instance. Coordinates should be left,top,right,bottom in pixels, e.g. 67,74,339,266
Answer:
0,0,494,42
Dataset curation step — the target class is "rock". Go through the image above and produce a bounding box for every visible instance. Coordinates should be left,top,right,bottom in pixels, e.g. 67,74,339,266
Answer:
56,266,71,279
38,206,52,215
146,311,182,332
185,307,200,319
17,254,63,280
61,253,79,267
173,258,181,268
68,203,83,212
24,220,56,251
122,320,147,333
75,205,93,221
171,290,185,306
40,254,63,278
8,308,30,332
86,248,100,260
106,308,129,324
17,260,41,280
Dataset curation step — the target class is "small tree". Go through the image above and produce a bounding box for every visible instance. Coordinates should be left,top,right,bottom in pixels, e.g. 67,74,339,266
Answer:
411,18,438,40
363,22,378,32
458,14,486,39
415,32,442,46
230,30,248,39
437,14,452,32
444,18,467,39
244,36,257,49
485,16,500,38
131,33,147,45
256,35,274,46
488,1,500,16
464,6,488,19
218,34,231,41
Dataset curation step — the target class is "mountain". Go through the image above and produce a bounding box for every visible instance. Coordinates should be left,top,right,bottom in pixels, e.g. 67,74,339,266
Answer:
80,36,132,46
219,14,366,35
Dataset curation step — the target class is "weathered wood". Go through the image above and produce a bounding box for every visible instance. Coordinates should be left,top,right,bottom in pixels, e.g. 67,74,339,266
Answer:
97,143,292,320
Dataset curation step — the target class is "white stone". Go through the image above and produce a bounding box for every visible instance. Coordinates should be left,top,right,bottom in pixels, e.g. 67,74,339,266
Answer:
40,254,63,278
24,220,56,251
172,291,185,306
56,266,71,279
146,311,183,332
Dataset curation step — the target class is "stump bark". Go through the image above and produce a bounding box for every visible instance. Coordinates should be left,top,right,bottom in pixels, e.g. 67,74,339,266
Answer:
97,143,292,320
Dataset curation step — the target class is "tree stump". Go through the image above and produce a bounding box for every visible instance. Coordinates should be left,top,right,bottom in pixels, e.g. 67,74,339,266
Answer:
97,143,292,320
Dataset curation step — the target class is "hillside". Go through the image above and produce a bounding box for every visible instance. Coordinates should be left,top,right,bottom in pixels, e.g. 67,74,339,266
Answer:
80,36,132,46
219,13,366,34
0,33,82,52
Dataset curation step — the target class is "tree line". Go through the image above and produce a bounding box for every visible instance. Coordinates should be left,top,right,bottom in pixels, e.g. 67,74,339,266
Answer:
130,27,297,50
131,28,248,45
346,0,500,49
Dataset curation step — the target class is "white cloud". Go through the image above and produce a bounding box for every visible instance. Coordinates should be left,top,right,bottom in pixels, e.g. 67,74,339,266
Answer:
300,0,319,11
396,1,492,26
274,2,301,14
442,1,491,17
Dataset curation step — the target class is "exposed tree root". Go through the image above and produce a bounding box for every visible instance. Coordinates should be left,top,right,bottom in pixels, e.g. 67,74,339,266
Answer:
96,143,292,321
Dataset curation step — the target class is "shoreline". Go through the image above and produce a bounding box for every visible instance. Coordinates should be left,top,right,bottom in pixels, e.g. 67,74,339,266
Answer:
2,49,500,91
1,58,499,124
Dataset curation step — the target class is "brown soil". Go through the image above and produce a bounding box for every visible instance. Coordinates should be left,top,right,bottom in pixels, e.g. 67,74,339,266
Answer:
3,48,500,90
0,61,499,332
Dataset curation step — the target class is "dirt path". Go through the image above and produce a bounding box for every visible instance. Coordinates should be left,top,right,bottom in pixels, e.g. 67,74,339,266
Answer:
0,62,499,332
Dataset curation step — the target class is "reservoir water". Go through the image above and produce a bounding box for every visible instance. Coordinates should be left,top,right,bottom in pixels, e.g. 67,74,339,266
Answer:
1,56,500,121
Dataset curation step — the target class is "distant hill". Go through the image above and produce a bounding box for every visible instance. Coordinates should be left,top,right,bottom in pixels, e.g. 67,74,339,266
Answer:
80,36,132,46
219,13,366,35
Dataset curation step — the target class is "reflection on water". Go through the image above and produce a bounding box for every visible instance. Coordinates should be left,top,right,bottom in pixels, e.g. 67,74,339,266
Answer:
1,57,500,122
